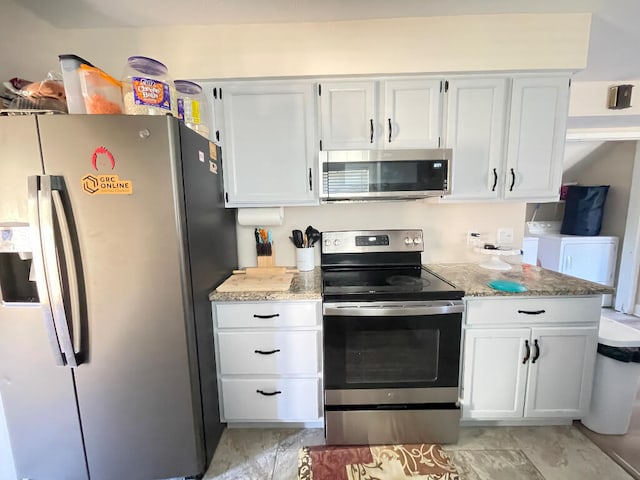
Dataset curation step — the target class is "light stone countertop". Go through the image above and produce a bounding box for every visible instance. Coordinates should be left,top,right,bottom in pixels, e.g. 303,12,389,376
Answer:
208,267,322,302
208,263,613,302
426,263,614,298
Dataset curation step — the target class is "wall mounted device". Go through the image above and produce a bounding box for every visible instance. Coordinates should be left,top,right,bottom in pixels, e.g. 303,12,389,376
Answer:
607,84,633,109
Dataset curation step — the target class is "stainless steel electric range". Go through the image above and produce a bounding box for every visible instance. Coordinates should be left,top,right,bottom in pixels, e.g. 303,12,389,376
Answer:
321,229,465,445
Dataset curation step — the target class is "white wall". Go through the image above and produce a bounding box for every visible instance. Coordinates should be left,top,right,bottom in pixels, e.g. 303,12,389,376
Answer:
0,396,15,480
0,2,590,81
236,201,526,268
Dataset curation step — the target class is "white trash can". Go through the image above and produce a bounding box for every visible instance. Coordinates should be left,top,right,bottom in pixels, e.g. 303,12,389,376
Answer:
581,317,640,435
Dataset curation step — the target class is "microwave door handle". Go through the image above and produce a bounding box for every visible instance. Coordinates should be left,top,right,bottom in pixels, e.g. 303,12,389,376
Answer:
52,187,82,360
40,176,77,367
28,176,65,366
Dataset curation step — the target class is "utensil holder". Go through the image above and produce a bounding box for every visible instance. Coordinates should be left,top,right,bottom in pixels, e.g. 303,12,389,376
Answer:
295,248,314,272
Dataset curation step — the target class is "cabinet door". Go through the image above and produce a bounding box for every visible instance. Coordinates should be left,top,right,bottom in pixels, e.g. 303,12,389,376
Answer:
217,81,317,206
383,78,442,149
503,76,570,201
444,77,508,200
524,326,598,418
462,328,529,419
561,240,618,286
319,81,376,150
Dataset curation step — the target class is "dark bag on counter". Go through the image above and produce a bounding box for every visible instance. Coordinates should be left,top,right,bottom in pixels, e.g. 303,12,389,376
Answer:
560,185,609,236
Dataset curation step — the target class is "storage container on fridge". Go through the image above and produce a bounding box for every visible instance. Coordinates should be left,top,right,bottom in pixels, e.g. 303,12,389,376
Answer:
58,54,95,114
175,80,209,138
121,56,177,116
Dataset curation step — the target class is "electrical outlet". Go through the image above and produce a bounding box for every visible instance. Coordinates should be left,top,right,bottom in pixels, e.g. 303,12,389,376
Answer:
467,230,481,246
497,227,514,246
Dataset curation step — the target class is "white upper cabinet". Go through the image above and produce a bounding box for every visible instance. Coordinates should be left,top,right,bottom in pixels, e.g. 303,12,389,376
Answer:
503,76,570,201
319,81,376,150
319,78,443,150
444,75,570,202
383,79,443,149
444,77,508,200
210,80,318,207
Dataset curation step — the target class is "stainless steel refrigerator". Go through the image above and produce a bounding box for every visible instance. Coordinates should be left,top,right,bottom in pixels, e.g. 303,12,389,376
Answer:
0,114,238,480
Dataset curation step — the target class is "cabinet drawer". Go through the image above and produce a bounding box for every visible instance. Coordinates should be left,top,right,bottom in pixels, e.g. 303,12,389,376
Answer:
220,378,320,422
217,331,320,375
215,301,320,329
465,296,601,326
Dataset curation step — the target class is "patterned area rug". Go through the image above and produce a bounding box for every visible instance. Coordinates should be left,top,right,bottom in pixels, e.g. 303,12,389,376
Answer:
298,443,460,480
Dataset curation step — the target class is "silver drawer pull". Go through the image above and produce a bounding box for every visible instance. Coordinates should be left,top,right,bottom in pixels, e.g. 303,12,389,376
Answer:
254,349,280,355
256,389,282,396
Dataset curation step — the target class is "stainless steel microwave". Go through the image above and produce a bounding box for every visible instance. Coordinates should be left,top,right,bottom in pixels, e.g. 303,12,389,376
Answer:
319,148,451,202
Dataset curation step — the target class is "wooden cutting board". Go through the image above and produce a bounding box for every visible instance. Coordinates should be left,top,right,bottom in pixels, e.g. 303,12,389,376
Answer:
215,270,294,292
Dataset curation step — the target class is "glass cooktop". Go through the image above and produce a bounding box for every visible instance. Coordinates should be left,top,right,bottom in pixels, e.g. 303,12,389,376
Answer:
322,266,464,302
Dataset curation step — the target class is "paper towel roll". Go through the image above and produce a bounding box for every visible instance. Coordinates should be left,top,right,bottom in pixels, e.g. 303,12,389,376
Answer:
237,207,284,226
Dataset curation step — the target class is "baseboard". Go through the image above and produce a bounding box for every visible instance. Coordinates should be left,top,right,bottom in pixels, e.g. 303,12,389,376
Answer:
227,421,324,429
460,418,573,427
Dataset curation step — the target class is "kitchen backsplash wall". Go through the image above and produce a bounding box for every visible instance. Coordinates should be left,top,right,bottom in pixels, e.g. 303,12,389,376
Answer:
236,201,526,268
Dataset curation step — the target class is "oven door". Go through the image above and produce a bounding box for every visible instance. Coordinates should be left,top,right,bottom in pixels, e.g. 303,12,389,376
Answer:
323,300,463,403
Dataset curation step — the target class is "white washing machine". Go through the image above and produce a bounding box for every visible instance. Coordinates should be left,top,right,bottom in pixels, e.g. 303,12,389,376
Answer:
524,234,618,306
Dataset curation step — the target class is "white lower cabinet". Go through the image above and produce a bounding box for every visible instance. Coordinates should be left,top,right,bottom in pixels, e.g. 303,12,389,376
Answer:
220,378,320,422
212,300,323,424
462,296,600,422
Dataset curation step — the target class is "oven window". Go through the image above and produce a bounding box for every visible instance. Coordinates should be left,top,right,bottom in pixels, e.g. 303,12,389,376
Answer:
324,313,461,390
345,329,439,384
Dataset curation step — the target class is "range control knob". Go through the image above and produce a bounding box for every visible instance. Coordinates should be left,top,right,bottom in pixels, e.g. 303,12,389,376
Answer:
413,237,423,245
324,239,331,247
333,239,341,246
404,237,412,245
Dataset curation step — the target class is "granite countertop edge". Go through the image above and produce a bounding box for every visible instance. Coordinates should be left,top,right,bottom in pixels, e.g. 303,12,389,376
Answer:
425,263,614,298
208,267,322,302
208,263,613,302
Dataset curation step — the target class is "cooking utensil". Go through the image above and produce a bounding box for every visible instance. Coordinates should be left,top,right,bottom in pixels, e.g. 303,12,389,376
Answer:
305,225,321,247
291,229,304,248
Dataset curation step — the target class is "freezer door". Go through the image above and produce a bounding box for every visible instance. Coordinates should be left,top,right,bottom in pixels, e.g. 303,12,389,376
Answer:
37,115,204,480
0,116,88,479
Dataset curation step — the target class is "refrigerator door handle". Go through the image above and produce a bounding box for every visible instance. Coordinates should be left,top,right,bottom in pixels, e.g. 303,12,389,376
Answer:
40,176,78,367
28,175,65,366
52,188,82,358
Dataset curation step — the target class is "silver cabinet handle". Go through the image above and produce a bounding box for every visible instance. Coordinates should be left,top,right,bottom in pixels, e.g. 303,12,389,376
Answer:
28,176,64,366
39,176,77,367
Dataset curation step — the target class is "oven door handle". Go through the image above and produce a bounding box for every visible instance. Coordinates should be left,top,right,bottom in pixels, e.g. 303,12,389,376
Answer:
323,301,464,317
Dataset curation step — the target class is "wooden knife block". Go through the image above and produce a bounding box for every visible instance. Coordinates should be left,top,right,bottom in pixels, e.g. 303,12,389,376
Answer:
257,253,275,268
257,243,276,268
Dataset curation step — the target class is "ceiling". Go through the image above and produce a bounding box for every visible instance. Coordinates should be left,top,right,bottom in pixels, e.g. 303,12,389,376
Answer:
16,0,640,81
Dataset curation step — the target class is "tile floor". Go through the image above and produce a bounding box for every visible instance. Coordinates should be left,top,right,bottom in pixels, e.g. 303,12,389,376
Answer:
203,425,633,479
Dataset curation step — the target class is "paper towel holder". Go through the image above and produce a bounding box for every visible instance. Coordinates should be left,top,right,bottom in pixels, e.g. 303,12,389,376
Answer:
236,207,285,226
